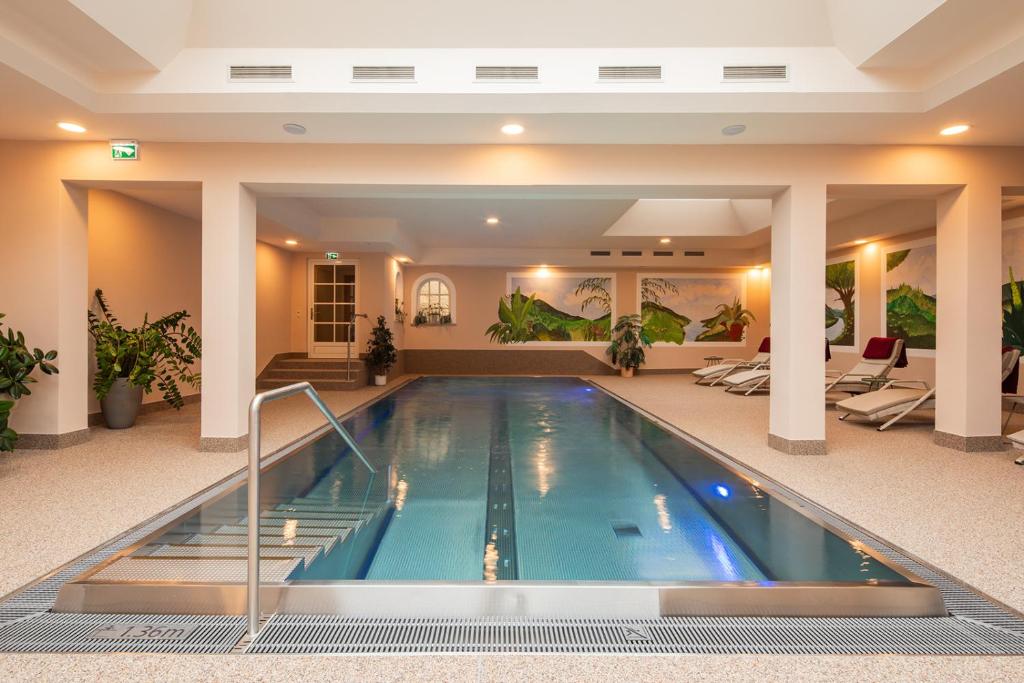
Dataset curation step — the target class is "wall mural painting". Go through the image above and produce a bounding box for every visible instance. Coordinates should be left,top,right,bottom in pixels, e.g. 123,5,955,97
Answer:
825,259,856,348
493,273,615,342
639,274,749,345
884,240,937,351
1002,227,1024,350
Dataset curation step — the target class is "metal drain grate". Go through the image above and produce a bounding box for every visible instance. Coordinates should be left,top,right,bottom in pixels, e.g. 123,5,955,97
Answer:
0,613,244,654
246,615,1024,655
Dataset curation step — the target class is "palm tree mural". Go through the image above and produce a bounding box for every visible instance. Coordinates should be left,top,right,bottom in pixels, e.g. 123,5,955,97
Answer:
825,260,856,346
574,277,613,315
640,277,678,306
1004,267,1024,351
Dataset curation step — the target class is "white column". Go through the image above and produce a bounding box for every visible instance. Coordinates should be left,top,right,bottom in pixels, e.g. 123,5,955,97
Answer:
200,179,256,450
56,182,90,438
768,184,827,454
934,184,1003,451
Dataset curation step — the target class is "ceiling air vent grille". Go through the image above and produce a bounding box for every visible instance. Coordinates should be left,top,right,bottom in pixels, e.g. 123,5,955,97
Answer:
622,250,642,257
684,250,705,257
590,250,611,256
722,64,788,81
598,66,662,81
229,65,292,81
653,250,673,257
353,66,415,81
476,66,539,80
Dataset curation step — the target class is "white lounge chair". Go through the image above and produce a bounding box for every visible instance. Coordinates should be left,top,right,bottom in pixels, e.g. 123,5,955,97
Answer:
825,337,906,397
721,339,832,396
692,337,770,386
841,348,1021,432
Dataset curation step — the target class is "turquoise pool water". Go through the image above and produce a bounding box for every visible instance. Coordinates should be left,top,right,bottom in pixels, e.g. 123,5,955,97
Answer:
150,376,910,585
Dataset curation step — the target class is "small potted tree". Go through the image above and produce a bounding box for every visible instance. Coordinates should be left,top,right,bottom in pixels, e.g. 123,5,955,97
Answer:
0,313,59,452
88,290,202,429
606,313,652,378
366,315,397,386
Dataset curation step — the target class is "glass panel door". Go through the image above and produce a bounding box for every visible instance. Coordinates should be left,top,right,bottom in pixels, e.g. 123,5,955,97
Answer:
308,260,358,357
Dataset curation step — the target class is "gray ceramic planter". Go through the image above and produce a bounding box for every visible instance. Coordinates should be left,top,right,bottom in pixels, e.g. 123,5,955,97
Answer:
101,378,144,429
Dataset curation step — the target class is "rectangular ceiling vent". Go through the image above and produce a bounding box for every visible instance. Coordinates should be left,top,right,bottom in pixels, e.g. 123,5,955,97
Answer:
598,66,662,81
622,250,642,257
653,250,673,257
353,66,415,81
475,66,539,81
722,64,788,81
590,250,611,256
684,250,705,257
228,65,292,81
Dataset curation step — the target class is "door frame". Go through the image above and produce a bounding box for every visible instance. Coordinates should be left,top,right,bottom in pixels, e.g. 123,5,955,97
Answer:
307,258,360,358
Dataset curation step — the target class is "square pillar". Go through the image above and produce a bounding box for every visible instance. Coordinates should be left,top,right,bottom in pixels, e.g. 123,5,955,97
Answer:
200,179,256,451
934,184,1003,451
768,184,827,455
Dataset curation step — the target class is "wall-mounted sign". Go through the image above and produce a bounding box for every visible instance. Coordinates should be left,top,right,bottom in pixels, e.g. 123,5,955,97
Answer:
324,251,340,260
110,140,139,160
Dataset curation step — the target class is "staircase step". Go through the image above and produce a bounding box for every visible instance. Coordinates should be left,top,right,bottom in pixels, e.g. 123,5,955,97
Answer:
265,369,360,380
85,556,302,584
258,509,371,522
183,530,347,553
276,359,365,369
233,518,364,531
256,379,364,392
143,543,324,566
276,502,379,513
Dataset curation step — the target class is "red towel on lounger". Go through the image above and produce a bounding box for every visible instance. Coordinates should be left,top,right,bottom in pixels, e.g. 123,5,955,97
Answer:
758,337,770,353
1003,346,1020,394
862,337,909,368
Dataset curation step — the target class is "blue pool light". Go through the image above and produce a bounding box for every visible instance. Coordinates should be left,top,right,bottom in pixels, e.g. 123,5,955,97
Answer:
714,484,731,499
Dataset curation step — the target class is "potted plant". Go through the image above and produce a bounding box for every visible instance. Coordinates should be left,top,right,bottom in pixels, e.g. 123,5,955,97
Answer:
606,313,652,378
715,297,757,342
0,313,58,452
366,315,397,386
88,290,202,429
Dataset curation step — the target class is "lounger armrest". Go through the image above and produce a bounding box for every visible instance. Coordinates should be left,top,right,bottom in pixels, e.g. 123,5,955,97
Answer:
826,371,876,391
885,380,931,390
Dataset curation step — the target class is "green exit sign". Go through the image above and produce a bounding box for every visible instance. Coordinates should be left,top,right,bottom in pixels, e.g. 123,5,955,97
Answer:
110,140,138,160
324,251,340,260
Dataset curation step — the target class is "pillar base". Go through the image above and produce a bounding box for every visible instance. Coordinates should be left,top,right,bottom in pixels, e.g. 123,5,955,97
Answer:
199,434,248,452
15,428,91,450
933,431,1004,453
768,433,827,455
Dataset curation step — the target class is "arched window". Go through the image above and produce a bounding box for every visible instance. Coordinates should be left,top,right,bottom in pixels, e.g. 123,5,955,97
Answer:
411,273,456,324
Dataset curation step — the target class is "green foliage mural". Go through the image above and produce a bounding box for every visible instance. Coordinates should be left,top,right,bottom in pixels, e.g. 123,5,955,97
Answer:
639,276,747,344
825,259,856,347
1003,267,1024,351
885,244,937,350
486,275,613,343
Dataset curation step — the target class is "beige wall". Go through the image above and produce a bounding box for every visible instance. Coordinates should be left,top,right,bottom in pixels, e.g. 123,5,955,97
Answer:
402,265,771,369
255,240,293,373
87,189,202,409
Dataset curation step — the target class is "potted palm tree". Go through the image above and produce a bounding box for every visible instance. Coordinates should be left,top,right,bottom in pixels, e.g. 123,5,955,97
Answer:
607,314,652,377
88,290,202,429
366,315,398,386
0,313,58,452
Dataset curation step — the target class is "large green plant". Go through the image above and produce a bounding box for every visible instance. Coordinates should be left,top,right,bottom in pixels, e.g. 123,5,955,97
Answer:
486,287,537,343
87,289,201,409
366,315,398,375
0,313,59,452
606,314,652,370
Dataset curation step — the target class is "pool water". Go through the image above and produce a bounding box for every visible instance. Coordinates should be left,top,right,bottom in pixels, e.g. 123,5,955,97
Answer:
150,376,911,586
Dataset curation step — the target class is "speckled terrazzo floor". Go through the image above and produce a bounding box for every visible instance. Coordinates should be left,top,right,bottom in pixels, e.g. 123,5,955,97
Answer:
1,374,1023,681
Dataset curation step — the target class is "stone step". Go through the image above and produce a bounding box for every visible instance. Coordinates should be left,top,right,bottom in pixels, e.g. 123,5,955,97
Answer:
256,379,364,392
233,518,364,531
183,530,346,554
275,358,365,369
143,543,324,567
85,556,303,584
276,502,380,514
258,509,372,522
265,369,361,380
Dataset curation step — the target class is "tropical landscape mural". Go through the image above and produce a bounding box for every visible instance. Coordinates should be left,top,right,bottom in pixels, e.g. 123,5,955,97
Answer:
489,274,615,342
639,275,750,344
884,241,937,351
1002,228,1024,350
825,259,856,347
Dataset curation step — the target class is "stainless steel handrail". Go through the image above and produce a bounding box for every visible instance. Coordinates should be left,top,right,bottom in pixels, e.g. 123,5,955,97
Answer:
247,381,375,638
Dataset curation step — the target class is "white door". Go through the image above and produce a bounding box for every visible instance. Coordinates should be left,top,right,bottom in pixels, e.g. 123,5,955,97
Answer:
307,259,359,358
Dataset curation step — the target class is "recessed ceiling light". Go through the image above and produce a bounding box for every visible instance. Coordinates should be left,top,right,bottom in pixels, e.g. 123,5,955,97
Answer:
659,238,671,244
940,123,970,136
854,239,868,245
396,256,409,263
501,123,525,135
486,217,500,225
57,121,86,133
282,123,307,135
285,239,298,246
721,124,746,136
536,265,551,278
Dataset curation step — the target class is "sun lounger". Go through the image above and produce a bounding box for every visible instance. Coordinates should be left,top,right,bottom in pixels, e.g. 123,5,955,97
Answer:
692,337,770,386
826,337,906,397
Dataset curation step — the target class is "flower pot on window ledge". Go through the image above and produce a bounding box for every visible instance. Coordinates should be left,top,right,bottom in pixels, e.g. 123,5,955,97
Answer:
100,378,144,429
